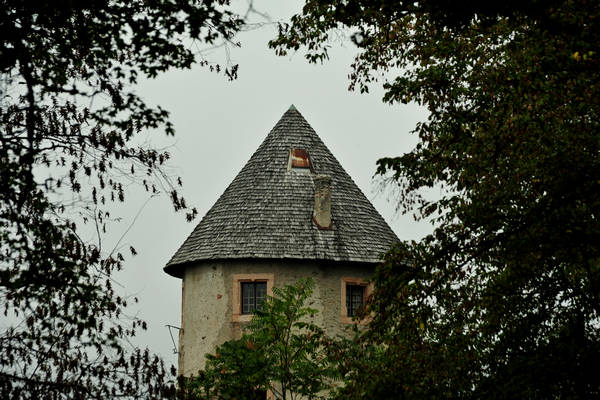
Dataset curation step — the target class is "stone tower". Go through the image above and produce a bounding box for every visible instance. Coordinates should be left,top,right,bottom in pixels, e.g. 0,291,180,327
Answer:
164,106,398,376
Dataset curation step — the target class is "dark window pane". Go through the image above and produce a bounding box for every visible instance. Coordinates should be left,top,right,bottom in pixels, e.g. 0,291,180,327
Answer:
242,282,255,314
255,282,267,311
346,286,352,316
346,284,365,317
351,285,364,315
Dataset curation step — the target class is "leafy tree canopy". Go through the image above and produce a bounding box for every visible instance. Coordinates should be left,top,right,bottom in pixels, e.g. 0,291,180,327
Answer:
271,1,600,398
1,1,245,398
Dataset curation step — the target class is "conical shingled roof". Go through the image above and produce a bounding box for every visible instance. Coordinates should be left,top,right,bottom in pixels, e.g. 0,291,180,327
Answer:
164,106,398,277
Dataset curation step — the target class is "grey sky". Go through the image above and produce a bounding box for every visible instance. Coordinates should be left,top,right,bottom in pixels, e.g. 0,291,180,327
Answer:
114,1,431,368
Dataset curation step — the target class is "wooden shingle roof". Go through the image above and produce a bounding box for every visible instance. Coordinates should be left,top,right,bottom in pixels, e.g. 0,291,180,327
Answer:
164,106,398,277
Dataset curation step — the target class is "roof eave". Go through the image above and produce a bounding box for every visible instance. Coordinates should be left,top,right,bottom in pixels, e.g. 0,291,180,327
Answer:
163,255,387,279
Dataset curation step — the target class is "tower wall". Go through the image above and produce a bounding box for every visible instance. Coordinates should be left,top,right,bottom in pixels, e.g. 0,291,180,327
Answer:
179,259,375,376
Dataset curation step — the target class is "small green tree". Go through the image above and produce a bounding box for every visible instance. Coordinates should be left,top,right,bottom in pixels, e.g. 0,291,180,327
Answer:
189,278,339,400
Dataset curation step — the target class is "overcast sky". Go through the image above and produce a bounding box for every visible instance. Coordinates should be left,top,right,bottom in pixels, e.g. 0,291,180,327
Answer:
112,1,431,368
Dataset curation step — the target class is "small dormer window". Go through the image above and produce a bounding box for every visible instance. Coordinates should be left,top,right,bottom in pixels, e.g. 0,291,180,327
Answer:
289,149,311,169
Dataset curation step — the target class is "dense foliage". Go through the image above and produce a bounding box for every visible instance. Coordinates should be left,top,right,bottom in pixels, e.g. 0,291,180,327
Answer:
188,278,339,400
271,1,600,398
0,1,244,398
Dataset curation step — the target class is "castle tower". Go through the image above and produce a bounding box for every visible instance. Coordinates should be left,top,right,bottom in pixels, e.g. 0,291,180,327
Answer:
164,106,398,375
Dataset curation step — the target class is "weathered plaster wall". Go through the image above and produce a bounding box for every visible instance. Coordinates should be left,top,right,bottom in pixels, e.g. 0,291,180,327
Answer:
179,260,375,376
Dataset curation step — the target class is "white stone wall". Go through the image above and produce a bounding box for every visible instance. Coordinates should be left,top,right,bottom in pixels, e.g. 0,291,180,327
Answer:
179,260,375,376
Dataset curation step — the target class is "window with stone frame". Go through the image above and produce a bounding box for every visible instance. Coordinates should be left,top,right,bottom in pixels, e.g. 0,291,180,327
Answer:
340,277,372,324
232,274,274,322
345,284,365,317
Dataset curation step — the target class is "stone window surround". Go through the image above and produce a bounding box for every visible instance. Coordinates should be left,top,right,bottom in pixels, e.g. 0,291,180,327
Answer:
340,277,373,324
232,273,274,322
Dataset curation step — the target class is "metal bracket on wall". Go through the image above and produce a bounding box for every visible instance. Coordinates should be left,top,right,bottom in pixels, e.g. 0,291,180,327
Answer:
165,324,181,354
